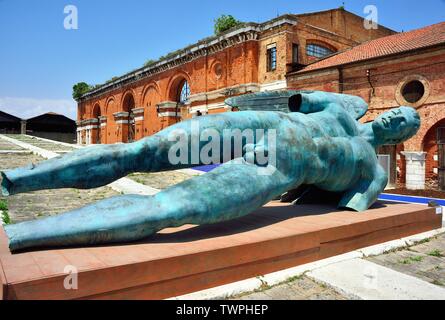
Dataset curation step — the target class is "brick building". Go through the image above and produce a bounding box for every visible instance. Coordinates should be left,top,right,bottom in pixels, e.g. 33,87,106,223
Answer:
77,8,393,146
287,22,445,190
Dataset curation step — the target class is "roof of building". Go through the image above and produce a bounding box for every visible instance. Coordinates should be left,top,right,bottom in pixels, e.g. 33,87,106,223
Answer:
0,110,75,127
0,110,22,123
296,21,445,73
27,112,75,123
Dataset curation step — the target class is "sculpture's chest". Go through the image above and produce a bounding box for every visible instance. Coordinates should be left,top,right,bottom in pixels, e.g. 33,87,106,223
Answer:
313,137,372,192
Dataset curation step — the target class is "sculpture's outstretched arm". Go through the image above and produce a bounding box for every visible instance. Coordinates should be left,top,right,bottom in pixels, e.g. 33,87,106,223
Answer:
338,164,388,212
1,111,278,196
5,159,297,251
1,143,140,196
226,90,368,120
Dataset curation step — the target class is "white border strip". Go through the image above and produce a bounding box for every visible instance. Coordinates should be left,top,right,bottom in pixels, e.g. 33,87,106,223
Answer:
24,135,83,149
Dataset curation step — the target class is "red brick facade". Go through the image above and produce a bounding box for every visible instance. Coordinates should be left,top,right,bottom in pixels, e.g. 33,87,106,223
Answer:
77,9,393,145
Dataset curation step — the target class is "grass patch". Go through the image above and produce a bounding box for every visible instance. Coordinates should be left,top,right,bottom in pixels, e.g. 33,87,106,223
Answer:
410,255,424,262
1,211,11,225
0,199,7,211
427,250,444,258
132,178,145,184
399,255,424,264
255,278,271,292
399,259,411,265
415,238,431,245
0,199,11,225
284,274,304,283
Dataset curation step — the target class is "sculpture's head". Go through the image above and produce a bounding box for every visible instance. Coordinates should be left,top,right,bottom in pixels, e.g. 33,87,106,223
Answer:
372,106,420,145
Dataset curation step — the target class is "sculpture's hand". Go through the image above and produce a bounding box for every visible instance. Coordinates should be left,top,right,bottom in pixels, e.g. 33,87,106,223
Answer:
338,164,388,212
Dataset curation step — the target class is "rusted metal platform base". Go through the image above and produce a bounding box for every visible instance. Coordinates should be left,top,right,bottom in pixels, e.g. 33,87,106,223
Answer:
0,201,442,300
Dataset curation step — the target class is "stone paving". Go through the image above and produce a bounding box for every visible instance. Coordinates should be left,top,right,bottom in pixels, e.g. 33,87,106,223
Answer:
127,171,194,190
367,233,445,287
230,275,347,300
0,142,118,224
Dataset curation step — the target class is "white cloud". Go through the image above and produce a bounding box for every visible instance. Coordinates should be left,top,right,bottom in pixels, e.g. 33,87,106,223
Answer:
0,97,77,120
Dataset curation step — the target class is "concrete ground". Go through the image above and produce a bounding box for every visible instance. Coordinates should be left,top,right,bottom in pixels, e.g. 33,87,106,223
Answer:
1,134,444,300
367,233,445,287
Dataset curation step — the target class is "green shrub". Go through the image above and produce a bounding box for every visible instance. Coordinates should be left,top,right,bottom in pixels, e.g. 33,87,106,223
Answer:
214,15,243,35
72,82,92,100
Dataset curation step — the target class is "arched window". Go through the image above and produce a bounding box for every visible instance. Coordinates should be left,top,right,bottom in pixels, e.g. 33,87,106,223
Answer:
178,80,191,104
306,43,335,58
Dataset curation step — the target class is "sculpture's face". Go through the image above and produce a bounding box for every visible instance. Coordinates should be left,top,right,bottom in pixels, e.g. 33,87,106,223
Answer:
372,107,420,145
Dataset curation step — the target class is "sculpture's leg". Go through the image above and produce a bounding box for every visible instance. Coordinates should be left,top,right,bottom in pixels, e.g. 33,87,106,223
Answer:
5,160,297,251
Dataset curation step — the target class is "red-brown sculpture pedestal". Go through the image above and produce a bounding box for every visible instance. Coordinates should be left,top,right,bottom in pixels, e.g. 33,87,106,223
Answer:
0,201,442,300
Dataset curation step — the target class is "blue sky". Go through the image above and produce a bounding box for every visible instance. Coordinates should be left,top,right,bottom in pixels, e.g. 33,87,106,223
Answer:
0,0,444,119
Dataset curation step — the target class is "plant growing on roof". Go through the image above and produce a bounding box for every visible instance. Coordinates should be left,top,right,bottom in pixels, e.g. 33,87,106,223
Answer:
214,15,243,35
72,82,92,100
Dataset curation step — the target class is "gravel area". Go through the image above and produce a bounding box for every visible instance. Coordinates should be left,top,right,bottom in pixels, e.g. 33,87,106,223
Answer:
127,171,194,190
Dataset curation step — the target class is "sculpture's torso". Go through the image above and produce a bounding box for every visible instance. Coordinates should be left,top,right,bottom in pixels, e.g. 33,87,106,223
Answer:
283,107,376,192
162,105,377,193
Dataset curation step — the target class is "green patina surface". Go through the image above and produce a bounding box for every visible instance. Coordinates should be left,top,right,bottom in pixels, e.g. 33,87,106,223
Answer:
0,91,420,251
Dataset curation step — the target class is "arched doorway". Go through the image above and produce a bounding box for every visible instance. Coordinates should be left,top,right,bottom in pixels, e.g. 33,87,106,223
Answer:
122,93,136,143
92,103,101,144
